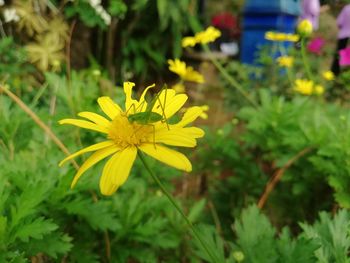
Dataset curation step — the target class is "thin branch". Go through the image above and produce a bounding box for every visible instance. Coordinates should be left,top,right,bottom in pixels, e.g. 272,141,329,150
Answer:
0,85,79,170
258,147,314,209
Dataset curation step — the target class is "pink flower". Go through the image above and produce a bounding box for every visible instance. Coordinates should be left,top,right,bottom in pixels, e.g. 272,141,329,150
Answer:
307,37,325,55
339,47,350,66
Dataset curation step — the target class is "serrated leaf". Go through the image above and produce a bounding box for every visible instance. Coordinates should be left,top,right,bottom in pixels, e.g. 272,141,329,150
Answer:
14,217,58,242
25,233,73,259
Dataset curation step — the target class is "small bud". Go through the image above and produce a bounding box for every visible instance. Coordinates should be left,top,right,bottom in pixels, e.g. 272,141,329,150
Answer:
92,69,101,77
232,118,239,125
232,251,245,262
297,19,313,37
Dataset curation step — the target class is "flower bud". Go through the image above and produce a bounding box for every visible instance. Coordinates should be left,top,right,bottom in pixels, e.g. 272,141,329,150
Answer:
297,19,313,37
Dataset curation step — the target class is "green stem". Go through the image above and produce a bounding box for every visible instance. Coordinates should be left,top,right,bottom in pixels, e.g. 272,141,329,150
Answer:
300,38,313,81
202,45,258,108
188,18,257,108
138,151,217,263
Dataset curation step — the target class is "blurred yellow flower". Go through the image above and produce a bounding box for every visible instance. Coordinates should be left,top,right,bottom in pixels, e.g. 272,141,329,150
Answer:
294,79,324,95
297,19,313,37
276,56,294,68
182,26,221,47
294,79,314,95
59,82,205,195
265,31,299,42
322,71,335,81
314,84,324,95
182,36,197,47
172,83,186,93
168,59,204,83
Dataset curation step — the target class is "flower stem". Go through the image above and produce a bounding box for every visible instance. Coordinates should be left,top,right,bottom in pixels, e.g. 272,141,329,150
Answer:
300,38,313,81
202,45,258,108
138,151,217,262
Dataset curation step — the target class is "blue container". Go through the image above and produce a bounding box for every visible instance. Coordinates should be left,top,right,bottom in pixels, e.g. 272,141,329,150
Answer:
244,0,301,16
240,0,301,65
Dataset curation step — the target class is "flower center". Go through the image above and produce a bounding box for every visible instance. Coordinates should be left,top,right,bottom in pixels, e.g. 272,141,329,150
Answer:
107,113,153,148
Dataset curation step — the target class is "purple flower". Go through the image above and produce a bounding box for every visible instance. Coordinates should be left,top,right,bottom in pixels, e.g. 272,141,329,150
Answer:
340,47,350,66
307,37,325,55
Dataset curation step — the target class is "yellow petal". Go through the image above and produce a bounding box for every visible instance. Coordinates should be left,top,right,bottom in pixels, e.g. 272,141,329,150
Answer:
139,144,192,172
154,128,197,147
153,90,188,119
97,96,122,120
71,145,120,188
181,127,205,138
174,106,203,127
124,82,139,113
78,111,111,128
59,140,116,167
59,119,109,134
99,147,137,195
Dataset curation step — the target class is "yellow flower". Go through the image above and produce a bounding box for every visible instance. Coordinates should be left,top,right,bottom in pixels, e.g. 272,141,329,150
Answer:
195,26,221,44
265,31,299,42
322,71,335,81
297,19,313,37
294,79,314,95
276,56,294,68
182,26,221,47
168,59,204,83
182,36,197,47
294,79,324,95
172,83,186,93
314,84,324,95
59,82,205,195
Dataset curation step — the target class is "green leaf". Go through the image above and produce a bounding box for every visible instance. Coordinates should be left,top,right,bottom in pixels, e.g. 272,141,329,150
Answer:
14,217,58,242
233,205,278,263
25,233,73,259
188,198,206,223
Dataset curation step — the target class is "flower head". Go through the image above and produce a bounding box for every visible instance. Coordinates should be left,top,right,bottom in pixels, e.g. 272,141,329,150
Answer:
294,79,324,95
314,84,324,95
307,37,325,55
172,83,185,93
276,56,294,68
297,19,313,37
265,31,299,42
182,26,221,47
322,71,335,81
3,8,20,23
59,82,205,195
339,47,350,66
168,59,204,83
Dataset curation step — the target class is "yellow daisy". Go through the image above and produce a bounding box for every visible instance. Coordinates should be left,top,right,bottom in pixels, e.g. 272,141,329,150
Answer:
172,83,186,93
322,71,335,81
59,82,205,195
182,36,197,47
265,31,299,42
194,26,221,44
294,79,324,95
168,59,204,83
294,79,314,95
182,26,221,47
314,84,324,95
276,56,294,68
